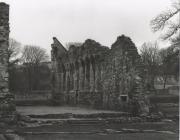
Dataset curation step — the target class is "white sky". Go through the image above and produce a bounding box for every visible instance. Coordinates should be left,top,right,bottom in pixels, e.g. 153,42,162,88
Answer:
1,0,172,53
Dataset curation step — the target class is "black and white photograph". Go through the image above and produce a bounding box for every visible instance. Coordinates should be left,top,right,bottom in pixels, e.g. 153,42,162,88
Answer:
0,0,179,139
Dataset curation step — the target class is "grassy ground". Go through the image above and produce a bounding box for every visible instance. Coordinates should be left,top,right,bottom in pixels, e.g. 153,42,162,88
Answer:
16,121,178,140
149,91,179,118
17,106,122,115
17,122,178,133
13,97,179,140
23,133,179,140
0,121,178,140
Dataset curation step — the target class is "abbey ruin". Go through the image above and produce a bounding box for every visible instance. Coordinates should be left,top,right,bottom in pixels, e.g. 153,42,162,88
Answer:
51,35,149,112
0,2,149,116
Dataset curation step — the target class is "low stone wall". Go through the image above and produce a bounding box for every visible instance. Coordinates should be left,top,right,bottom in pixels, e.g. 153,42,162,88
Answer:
14,91,51,101
14,91,52,106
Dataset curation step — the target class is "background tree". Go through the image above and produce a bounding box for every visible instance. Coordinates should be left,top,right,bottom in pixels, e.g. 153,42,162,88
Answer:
8,38,21,65
150,1,179,88
140,42,161,88
21,45,49,91
160,46,179,84
8,38,22,92
158,48,170,89
21,45,49,64
150,0,180,44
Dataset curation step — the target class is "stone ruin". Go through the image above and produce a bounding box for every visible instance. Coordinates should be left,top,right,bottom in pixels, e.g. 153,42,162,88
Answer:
0,2,149,116
51,37,109,106
0,3,15,117
51,35,149,114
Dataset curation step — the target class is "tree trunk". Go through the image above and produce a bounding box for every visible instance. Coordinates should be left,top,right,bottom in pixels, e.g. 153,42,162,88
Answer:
163,75,167,89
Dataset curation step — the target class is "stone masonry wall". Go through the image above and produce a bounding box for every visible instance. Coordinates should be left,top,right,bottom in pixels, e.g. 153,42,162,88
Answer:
0,3,15,115
51,35,149,114
51,38,108,106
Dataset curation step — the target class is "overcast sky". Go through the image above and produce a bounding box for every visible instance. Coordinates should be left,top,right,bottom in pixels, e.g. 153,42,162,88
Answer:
1,0,172,53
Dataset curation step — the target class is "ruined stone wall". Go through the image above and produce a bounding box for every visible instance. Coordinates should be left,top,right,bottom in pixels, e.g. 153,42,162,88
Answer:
0,3,15,115
51,38,107,106
51,35,149,113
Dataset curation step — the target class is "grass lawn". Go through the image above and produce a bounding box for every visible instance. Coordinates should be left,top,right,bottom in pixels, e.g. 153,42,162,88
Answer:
17,106,122,115
24,133,179,140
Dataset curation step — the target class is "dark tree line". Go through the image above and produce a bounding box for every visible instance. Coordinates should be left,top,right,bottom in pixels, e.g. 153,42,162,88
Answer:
8,39,51,93
9,62,51,93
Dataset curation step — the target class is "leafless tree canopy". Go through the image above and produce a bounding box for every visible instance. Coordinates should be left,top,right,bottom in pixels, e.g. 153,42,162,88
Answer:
150,1,180,42
21,45,49,64
8,38,21,63
140,42,161,86
140,42,160,66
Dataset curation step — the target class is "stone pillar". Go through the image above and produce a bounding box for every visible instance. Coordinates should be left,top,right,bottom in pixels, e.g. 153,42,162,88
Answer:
0,3,15,115
78,62,84,91
56,72,61,93
66,71,69,92
57,62,63,93
60,72,64,92
73,69,76,90
94,63,98,91
63,71,66,91
55,62,62,93
95,62,101,91
70,66,74,90
84,63,87,90
74,62,79,91
82,63,85,90
76,68,79,91
89,62,94,92
84,63,89,91
66,68,71,92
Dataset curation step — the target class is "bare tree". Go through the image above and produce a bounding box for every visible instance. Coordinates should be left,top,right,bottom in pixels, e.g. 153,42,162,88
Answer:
150,1,180,43
158,48,170,89
140,42,160,87
8,38,21,65
21,45,49,91
21,45,49,64
8,38,22,91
